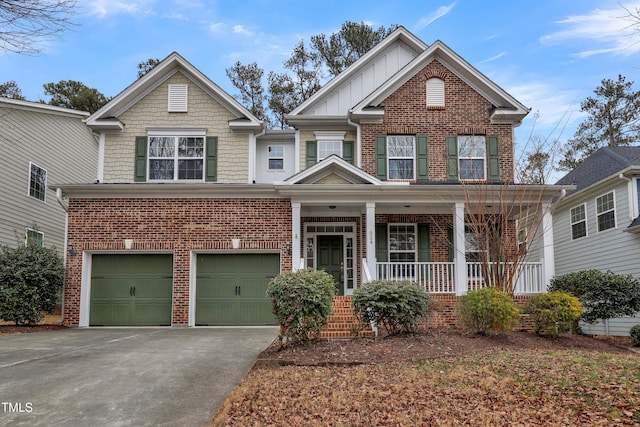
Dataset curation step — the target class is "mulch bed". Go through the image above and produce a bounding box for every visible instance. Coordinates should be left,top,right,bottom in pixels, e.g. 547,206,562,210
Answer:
0,324,67,335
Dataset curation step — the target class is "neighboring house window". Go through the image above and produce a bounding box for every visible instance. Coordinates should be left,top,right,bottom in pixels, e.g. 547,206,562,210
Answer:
596,191,616,232
148,136,204,180
268,146,284,170
570,204,587,240
28,162,47,202
168,84,188,112
458,135,486,180
387,135,415,180
318,141,342,160
388,224,416,262
426,77,445,107
25,228,43,247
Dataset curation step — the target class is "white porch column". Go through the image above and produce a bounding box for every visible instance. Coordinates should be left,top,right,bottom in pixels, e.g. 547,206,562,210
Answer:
291,202,301,271
539,202,555,290
366,202,376,280
454,202,467,296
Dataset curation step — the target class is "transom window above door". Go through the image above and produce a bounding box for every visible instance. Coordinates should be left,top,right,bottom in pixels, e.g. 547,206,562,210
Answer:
148,135,204,180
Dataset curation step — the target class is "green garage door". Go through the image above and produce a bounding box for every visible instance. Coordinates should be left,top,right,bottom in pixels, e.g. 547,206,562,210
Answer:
196,253,279,326
90,254,173,326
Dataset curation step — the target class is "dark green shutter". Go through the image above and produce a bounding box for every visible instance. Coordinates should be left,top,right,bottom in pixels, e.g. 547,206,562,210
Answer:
418,223,431,262
134,136,147,182
205,136,218,182
416,134,429,180
306,140,317,168
375,224,388,262
487,135,500,181
342,140,354,164
447,226,454,262
446,136,458,181
375,135,387,180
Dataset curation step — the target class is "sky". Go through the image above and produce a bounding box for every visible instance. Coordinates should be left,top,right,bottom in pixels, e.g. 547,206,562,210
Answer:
2,0,640,178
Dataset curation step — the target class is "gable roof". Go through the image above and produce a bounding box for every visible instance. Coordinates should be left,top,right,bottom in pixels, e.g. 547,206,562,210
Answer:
282,155,384,185
0,96,90,118
555,146,640,191
85,52,263,132
286,26,427,126
350,39,530,125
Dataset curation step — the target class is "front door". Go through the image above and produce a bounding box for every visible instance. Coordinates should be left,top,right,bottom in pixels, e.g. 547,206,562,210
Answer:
317,235,343,296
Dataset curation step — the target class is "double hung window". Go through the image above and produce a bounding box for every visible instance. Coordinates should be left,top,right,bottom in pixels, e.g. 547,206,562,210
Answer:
458,136,486,180
268,146,284,170
596,192,615,232
148,136,204,180
570,204,587,239
29,162,47,201
387,136,415,180
388,225,416,262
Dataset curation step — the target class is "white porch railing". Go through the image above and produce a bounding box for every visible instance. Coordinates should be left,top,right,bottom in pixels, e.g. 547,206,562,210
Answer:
376,262,456,294
375,261,544,295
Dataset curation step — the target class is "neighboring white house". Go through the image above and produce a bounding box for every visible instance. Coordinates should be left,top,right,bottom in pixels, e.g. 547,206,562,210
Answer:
0,97,98,254
554,146,640,336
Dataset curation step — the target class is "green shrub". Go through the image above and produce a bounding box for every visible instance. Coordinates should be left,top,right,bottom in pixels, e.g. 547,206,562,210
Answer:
549,270,640,324
526,292,583,337
458,287,520,335
630,325,640,347
266,269,335,346
0,243,65,325
352,280,430,335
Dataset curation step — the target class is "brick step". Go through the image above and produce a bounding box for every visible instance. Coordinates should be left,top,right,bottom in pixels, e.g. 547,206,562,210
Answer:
320,296,375,339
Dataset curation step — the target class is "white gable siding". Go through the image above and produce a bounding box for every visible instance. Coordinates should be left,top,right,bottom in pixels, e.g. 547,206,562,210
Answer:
554,179,640,279
306,41,418,116
0,105,98,251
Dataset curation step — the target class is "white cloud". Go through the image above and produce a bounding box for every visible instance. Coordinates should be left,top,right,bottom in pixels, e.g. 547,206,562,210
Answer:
85,0,156,18
540,2,640,57
478,51,506,64
415,3,456,30
209,22,225,34
233,25,254,36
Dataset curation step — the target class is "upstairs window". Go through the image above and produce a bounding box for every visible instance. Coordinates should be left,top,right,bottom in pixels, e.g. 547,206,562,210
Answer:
596,191,616,232
458,135,486,181
318,141,342,160
148,136,204,180
426,77,445,107
268,146,284,170
387,135,415,180
570,203,587,240
29,162,47,202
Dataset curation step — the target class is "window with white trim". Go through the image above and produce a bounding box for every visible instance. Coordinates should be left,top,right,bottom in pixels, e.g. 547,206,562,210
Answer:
268,146,284,170
458,135,486,180
28,162,47,202
148,136,204,180
465,226,486,262
318,140,342,160
387,136,415,180
570,203,587,240
596,191,615,232
426,77,445,107
388,224,416,262
25,228,44,247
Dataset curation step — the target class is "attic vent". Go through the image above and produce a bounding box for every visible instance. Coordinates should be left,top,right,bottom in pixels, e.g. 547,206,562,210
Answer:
168,84,188,112
426,78,445,108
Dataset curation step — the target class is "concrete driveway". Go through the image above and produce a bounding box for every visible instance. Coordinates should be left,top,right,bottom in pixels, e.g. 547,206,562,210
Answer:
0,327,278,426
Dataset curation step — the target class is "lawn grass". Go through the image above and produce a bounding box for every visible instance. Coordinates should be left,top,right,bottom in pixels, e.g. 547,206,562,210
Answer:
212,349,640,426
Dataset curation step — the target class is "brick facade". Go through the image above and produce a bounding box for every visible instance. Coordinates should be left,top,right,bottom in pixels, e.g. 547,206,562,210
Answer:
63,198,291,326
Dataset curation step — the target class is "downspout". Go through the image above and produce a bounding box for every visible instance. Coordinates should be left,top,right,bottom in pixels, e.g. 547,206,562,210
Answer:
250,127,266,183
619,174,634,220
347,117,362,168
56,188,69,326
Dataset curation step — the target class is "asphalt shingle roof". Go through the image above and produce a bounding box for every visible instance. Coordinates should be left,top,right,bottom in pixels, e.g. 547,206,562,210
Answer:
555,146,640,191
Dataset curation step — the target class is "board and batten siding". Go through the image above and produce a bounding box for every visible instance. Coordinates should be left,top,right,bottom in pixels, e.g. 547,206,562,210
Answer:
553,178,640,336
0,102,98,251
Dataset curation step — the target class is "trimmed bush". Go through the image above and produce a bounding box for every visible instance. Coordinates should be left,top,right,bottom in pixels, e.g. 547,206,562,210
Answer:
526,292,583,337
549,270,640,324
630,325,640,347
352,280,430,335
0,242,65,325
266,269,335,346
458,287,520,335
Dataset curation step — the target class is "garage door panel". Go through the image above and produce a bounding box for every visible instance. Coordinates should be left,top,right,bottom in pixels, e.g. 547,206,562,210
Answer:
90,254,173,326
196,254,279,326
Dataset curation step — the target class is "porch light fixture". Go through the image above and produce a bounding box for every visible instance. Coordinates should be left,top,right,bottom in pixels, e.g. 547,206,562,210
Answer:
285,242,291,256
67,243,77,257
